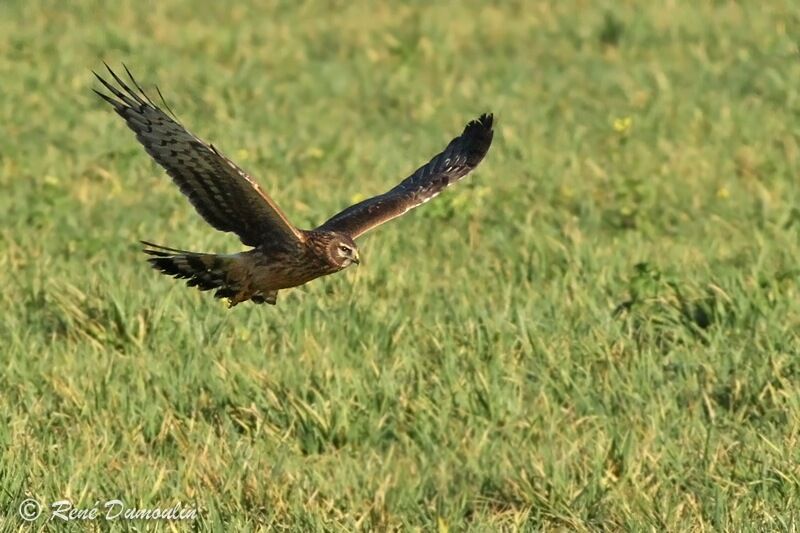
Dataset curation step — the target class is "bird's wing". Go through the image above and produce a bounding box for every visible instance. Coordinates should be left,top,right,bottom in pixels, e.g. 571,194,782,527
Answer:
94,65,305,247
316,114,494,239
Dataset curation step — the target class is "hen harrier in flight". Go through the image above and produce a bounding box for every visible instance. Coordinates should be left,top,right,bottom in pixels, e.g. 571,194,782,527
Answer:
94,65,494,307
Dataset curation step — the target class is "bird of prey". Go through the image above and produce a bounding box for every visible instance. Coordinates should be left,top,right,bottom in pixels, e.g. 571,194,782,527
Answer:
94,65,494,307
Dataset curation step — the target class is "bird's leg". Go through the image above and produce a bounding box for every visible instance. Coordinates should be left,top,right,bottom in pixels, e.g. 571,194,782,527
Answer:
250,290,278,305
227,291,249,308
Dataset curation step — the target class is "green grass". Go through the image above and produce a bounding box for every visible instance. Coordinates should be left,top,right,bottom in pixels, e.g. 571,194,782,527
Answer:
2,0,800,530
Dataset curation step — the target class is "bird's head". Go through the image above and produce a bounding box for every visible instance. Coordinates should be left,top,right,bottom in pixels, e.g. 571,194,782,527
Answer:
327,233,360,269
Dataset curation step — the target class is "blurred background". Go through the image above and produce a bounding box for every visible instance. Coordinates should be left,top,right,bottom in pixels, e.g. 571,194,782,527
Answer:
1,0,799,529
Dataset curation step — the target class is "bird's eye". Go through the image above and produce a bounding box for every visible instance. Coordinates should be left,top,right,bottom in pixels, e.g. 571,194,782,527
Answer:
339,245,350,254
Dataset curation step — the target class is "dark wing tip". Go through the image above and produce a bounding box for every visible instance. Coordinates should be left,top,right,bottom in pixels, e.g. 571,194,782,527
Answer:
462,112,494,166
474,112,494,130
92,63,156,111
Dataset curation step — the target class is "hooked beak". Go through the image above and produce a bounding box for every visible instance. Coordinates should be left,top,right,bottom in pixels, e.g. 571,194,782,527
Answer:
352,255,360,265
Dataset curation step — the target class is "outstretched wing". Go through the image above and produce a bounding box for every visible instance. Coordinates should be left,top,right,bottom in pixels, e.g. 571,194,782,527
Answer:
316,114,494,239
93,64,304,247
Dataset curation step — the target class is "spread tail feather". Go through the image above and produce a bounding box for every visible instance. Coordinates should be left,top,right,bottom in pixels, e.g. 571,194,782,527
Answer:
141,241,240,300
140,241,278,306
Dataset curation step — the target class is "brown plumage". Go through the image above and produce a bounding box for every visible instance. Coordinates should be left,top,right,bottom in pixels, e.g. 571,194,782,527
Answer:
94,64,494,307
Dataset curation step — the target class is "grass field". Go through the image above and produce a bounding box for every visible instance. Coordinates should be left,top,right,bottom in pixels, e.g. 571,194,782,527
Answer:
2,0,800,530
